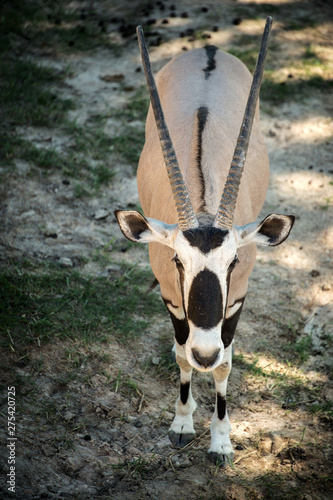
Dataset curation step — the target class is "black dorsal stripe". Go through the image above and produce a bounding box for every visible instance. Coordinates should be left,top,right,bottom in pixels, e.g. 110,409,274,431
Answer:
188,269,223,329
203,45,218,79
196,106,209,212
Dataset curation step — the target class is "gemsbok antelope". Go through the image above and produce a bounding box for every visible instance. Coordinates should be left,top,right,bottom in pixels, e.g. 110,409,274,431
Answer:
115,17,295,465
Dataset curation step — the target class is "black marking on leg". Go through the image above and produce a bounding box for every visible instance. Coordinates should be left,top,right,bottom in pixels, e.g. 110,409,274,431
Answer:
196,106,208,212
217,393,226,420
221,297,245,348
163,298,189,345
180,382,190,405
188,269,223,329
203,45,218,79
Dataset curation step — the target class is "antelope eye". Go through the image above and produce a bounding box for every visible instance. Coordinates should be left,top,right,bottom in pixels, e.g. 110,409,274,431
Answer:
172,255,183,268
229,255,239,270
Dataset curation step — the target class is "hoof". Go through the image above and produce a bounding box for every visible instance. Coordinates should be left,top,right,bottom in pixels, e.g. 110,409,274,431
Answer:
169,430,195,448
208,451,233,467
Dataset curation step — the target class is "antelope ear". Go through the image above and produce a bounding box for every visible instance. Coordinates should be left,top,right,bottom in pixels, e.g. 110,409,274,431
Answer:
235,214,295,247
114,210,177,246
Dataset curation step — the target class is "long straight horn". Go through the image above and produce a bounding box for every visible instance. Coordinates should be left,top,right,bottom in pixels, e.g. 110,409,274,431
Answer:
136,26,198,231
214,17,273,230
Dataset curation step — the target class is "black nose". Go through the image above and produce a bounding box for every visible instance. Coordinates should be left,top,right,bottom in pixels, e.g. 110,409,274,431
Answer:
192,348,220,368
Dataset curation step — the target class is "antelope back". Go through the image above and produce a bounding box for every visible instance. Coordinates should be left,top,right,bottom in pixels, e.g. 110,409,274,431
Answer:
137,47,270,310
137,47,269,226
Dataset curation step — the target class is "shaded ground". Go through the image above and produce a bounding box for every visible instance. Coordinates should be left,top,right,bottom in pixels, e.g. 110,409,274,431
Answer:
0,1,332,499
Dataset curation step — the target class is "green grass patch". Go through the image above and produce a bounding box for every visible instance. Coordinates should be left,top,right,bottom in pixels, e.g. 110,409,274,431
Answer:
0,58,75,128
261,76,333,104
284,17,317,31
233,353,325,414
111,456,154,478
111,86,149,123
112,133,144,166
0,0,123,55
228,48,258,72
292,335,312,364
309,401,333,417
256,472,300,500
0,262,164,354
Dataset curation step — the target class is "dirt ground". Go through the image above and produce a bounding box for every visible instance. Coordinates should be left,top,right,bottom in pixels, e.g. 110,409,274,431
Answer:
0,1,332,499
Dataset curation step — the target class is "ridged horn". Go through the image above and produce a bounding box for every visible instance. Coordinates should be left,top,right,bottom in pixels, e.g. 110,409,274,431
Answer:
136,26,198,231
214,16,273,230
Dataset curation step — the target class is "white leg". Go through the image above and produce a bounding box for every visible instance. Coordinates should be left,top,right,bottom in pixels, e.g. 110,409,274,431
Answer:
169,342,197,447
208,343,234,465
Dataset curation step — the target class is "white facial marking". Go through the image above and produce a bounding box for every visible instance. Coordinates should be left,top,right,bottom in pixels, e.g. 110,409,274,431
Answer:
225,300,243,319
169,229,239,371
166,302,185,320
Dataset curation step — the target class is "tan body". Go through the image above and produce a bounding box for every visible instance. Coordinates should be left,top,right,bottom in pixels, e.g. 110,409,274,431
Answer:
116,21,294,464
138,48,269,311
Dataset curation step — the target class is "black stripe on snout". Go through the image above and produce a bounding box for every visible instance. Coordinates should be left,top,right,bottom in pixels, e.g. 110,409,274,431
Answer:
187,269,223,329
203,45,218,80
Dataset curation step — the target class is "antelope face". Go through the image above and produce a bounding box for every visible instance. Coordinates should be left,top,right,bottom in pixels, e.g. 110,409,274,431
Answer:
115,210,294,372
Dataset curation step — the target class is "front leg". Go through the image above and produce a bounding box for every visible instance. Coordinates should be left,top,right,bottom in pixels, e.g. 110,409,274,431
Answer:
169,342,197,447
208,296,246,465
208,343,234,466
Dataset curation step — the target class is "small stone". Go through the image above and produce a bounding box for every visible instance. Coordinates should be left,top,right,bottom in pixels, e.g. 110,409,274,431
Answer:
63,410,75,421
322,283,331,291
100,74,124,83
44,232,58,239
310,270,320,277
152,356,161,365
59,257,73,268
94,209,109,220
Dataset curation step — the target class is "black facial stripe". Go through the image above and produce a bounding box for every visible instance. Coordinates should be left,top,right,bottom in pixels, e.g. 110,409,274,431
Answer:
163,298,189,346
196,106,209,212
180,382,190,405
221,297,246,348
183,226,228,254
217,393,226,421
203,45,218,79
188,269,223,329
